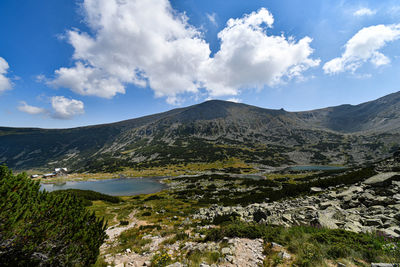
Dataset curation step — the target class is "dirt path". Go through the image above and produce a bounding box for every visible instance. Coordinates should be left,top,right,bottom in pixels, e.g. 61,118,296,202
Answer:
100,211,156,266
101,211,149,252
232,238,264,266
219,238,265,267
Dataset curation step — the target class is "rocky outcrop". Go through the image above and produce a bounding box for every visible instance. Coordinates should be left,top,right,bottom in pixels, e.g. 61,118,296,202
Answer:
364,172,399,186
195,173,400,237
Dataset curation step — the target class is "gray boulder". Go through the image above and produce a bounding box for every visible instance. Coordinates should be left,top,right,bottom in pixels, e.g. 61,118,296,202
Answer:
317,211,339,229
364,172,399,186
278,251,292,260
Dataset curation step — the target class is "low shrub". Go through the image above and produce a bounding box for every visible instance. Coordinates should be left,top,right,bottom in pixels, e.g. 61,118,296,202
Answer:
151,252,171,267
297,243,323,267
203,221,400,264
50,189,121,206
212,212,239,225
253,210,268,223
139,224,162,231
144,195,164,201
326,243,350,259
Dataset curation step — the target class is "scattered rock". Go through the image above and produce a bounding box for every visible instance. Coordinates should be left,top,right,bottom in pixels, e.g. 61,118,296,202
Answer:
278,251,292,260
221,247,232,255
311,187,323,193
225,255,235,263
317,211,339,229
271,242,283,248
379,228,400,238
195,173,400,237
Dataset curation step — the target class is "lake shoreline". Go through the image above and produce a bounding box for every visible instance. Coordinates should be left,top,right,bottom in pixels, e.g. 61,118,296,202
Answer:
40,177,169,196
38,174,171,184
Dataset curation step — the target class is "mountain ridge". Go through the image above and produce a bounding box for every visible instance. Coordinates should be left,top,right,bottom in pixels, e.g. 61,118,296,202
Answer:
1,91,400,171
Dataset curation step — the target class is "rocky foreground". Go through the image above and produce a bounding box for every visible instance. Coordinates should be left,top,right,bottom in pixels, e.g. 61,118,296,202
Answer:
101,172,400,266
97,154,400,266
195,172,400,238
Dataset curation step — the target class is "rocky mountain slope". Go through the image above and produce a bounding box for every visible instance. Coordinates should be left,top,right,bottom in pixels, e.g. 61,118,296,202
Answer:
195,151,400,239
1,91,400,171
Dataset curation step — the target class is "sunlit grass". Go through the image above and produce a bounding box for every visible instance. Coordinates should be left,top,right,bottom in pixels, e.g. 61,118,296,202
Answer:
32,158,257,184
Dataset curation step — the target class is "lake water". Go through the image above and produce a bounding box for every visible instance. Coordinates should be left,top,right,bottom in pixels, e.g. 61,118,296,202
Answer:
41,178,167,196
287,165,346,171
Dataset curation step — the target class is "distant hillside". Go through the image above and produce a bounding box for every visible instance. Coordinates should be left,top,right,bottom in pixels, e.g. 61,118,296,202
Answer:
1,91,400,171
298,91,400,133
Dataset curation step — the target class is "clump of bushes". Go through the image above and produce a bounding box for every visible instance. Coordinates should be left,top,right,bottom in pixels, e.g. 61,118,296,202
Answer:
144,195,164,201
139,224,162,231
212,212,240,225
0,165,107,266
50,189,121,206
151,252,172,267
253,210,269,223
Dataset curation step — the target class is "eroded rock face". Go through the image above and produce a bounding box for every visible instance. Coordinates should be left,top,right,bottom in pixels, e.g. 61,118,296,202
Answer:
195,174,400,237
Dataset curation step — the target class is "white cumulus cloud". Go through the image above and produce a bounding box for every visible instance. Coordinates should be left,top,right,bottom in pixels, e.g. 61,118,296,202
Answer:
323,24,400,74
354,8,376,17
18,101,46,115
51,96,85,119
17,97,84,119
0,57,12,93
200,8,320,97
49,0,210,104
49,0,319,104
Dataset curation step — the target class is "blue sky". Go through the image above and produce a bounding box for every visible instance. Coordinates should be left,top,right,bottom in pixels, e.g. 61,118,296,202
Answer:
0,0,400,128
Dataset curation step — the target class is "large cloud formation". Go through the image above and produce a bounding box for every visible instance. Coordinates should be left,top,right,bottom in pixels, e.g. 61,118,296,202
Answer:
0,57,12,93
49,0,319,104
324,24,400,74
200,8,320,97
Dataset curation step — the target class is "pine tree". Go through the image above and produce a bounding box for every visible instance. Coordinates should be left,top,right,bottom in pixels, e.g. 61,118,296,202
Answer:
0,165,107,266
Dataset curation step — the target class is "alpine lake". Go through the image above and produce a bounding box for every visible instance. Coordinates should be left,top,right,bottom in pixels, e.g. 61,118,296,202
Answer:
41,177,167,196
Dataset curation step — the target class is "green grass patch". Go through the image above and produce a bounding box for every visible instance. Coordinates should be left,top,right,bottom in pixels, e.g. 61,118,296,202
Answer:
204,221,400,266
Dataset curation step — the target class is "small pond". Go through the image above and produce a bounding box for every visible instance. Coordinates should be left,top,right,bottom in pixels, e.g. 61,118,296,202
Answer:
41,177,167,196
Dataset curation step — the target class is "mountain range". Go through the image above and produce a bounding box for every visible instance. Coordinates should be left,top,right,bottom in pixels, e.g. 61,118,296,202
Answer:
1,91,400,171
